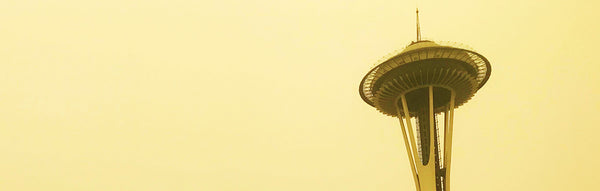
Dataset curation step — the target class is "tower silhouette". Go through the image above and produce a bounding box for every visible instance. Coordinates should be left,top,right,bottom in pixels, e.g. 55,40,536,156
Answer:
358,9,491,191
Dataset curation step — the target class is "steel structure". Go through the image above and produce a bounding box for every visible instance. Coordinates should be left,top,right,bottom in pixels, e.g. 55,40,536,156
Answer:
358,10,491,191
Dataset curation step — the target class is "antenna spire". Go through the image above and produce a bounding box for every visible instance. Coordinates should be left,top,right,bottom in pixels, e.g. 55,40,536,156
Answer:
416,8,421,41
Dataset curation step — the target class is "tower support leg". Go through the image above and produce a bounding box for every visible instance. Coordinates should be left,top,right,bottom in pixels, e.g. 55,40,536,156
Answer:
443,90,456,191
396,87,456,191
395,98,420,191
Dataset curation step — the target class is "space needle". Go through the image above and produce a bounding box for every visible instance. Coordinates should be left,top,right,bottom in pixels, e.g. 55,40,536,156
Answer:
358,9,491,191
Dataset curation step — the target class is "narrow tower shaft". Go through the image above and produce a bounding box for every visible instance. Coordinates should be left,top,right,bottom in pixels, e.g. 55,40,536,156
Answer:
398,86,454,191
416,111,443,190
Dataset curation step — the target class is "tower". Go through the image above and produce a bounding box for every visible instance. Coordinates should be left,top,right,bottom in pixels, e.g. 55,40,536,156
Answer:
358,9,491,191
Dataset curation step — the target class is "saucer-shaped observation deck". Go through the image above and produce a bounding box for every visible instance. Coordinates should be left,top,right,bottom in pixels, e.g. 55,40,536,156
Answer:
359,41,491,117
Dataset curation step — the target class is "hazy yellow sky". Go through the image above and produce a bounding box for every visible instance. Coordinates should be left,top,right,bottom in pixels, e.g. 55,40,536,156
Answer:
1,0,599,190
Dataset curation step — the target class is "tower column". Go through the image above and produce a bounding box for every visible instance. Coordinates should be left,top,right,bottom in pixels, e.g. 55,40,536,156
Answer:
395,98,420,191
443,90,456,191
397,86,448,191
